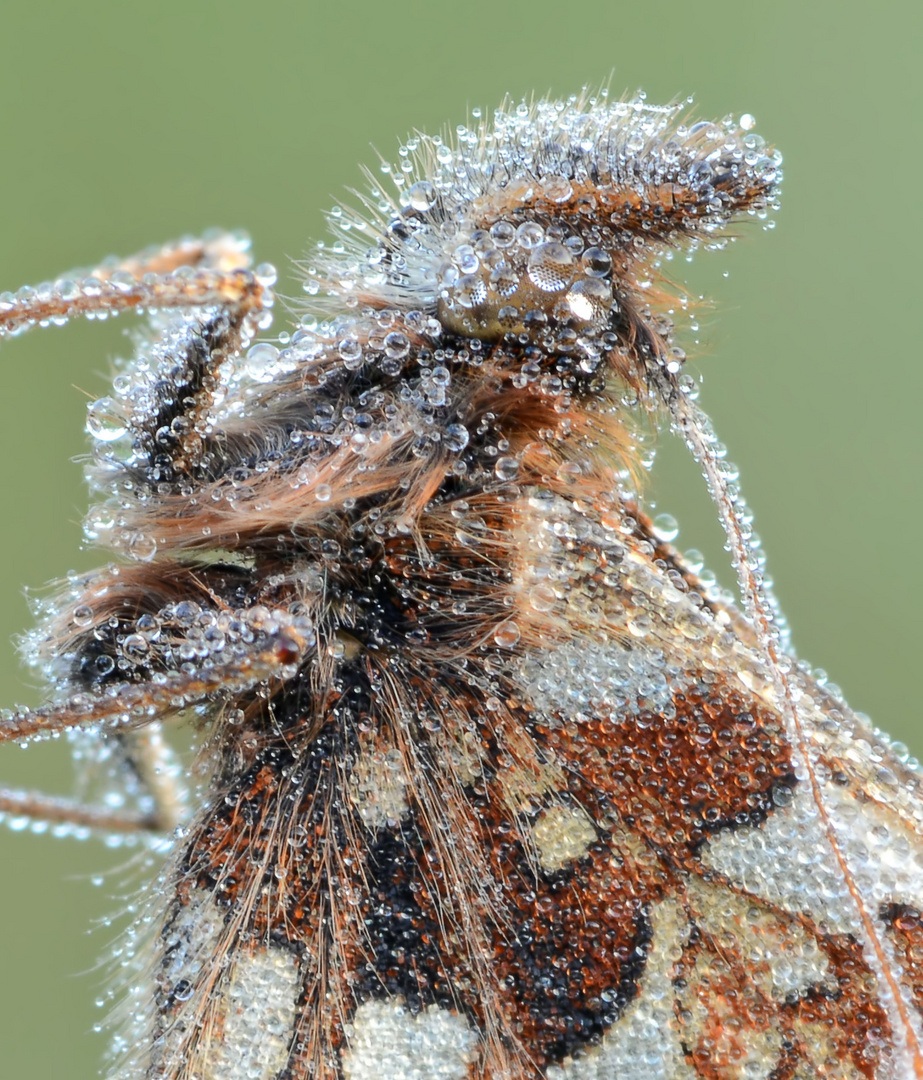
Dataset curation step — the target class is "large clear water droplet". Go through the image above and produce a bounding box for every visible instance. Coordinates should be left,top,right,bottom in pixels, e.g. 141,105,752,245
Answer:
86,398,127,442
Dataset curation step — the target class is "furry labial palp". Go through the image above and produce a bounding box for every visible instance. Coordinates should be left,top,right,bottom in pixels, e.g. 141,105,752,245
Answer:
2,91,923,1080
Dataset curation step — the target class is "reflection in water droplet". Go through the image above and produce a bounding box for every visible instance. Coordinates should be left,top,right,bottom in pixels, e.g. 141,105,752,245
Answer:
73,605,94,628
494,621,521,648
246,343,280,383
444,424,469,452
86,398,127,442
494,457,520,481
406,180,436,212
652,513,680,542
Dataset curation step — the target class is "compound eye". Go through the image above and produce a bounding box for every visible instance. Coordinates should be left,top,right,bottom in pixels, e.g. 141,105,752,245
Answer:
437,230,616,346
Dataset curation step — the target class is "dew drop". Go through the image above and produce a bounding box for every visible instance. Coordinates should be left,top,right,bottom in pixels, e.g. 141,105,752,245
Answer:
494,621,521,649
527,242,574,292
565,277,611,322
529,585,556,613
581,247,611,277
444,424,470,452
772,781,795,807
255,263,278,287
127,533,158,562
515,221,544,249
383,331,410,360
683,548,705,574
108,270,136,293
542,175,573,202
245,343,280,383
121,634,149,659
652,513,680,542
406,180,436,212
86,398,127,442
494,456,520,481
337,337,364,370
73,605,94,628
453,245,480,275
94,655,115,676
454,274,487,310
489,221,516,248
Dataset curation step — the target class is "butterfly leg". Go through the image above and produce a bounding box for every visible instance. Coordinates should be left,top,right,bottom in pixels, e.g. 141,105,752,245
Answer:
0,231,270,343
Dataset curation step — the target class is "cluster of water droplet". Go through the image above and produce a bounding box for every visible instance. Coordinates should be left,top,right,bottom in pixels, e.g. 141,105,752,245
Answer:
0,266,143,338
304,92,779,363
11,95,785,801
66,95,784,584
13,580,316,723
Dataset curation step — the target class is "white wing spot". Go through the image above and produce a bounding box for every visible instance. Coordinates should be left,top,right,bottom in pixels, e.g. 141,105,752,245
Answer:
341,1000,478,1080
531,802,597,872
203,946,301,1080
701,780,863,935
348,744,409,829
685,875,835,1002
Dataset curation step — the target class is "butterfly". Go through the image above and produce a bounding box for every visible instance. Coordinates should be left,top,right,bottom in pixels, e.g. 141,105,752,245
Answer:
1,90,921,1080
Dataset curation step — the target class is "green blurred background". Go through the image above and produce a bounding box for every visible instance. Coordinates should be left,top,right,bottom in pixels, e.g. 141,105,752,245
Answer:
0,1,919,1075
